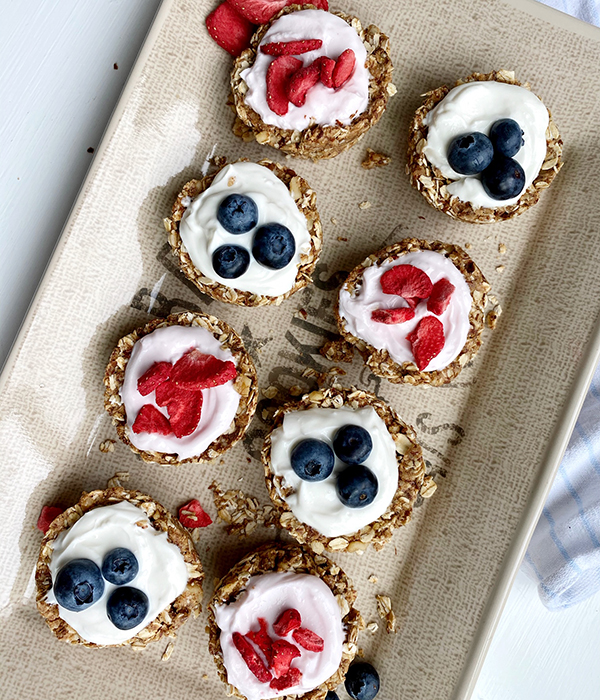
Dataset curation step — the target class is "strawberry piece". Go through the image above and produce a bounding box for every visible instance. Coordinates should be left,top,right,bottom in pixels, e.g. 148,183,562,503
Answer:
154,379,189,407
292,627,324,652
332,48,356,88
170,348,237,391
270,639,301,678
273,608,302,636
287,61,321,107
371,307,416,325
233,632,272,683
178,499,213,528
380,264,433,303
168,390,203,439
315,56,335,88
206,2,255,56
246,618,273,665
132,404,172,435
311,0,329,8
269,667,302,691
406,316,445,371
404,296,420,309
266,55,302,116
37,505,63,534
227,0,288,24
137,361,172,396
427,278,456,316
261,39,322,56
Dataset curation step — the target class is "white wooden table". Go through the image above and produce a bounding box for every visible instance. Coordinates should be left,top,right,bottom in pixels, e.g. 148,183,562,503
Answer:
1,1,599,698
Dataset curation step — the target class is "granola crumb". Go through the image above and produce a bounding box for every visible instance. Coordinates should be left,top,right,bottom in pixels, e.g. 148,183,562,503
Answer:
161,641,175,661
202,674,209,681
113,63,118,70
366,621,379,633
496,264,505,273
361,148,391,169
262,386,279,399
320,337,354,363
227,176,236,187
498,242,507,254
368,574,378,584
486,305,503,330
376,594,397,633
106,472,130,489
358,201,372,210
464,242,472,249
294,308,308,320
337,236,348,242
99,439,116,453
331,217,338,225
420,475,437,499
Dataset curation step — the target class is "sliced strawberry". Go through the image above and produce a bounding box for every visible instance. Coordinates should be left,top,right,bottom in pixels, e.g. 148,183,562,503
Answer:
178,499,213,528
406,316,445,371
167,390,203,439
37,505,63,534
292,627,324,652
332,48,356,88
261,39,322,56
404,296,420,309
371,307,416,325
246,618,273,665
233,632,272,682
155,379,189,407
270,639,301,678
315,56,335,88
266,55,302,116
273,608,302,636
206,2,255,56
227,0,288,24
311,0,329,8
269,667,302,691
170,348,237,391
287,61,321,107
137,361,172,396
427,278,456,316
380,264,433,303
132,404,172,435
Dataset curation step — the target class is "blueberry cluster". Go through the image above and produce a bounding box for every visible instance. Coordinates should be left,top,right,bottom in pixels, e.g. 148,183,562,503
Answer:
290,424,378,508
212,193,296,279
447,118,526,200
53,547,149,631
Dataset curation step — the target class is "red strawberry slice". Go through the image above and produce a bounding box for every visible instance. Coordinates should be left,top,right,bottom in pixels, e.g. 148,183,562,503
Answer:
206,2,255,56
261,39,322,56
269,667,302,691
315,56,335,88
132,404,172,435
273,608,302,636
167,390,203,439
292,627,324,652
311,0,329,8
246,618,273,665
287,61,321,107
406,316,445,371
227,0,288,24
380,264,433,303
170,348,237,391
332,48,356,88
427,278,456,316
266,55,302,116
233,632,272,682
37,505,63,534
178,499,213,528
371,307,416,324
270,639,301,678
137,361,172,396
154,379,189,407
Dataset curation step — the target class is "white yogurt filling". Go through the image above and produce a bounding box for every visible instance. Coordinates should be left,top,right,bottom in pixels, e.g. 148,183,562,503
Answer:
120,325,240,460
215,572,343,700
339,250,472,372
241,10,369,131
269,406,398,536
423,81,549,208
179,162,311,297
46,502,188,645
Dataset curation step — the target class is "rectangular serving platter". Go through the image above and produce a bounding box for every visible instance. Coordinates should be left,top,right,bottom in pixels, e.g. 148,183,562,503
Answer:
2,1,600,699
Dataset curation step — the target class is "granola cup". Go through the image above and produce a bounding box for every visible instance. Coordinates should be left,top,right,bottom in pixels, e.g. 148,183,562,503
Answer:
407,70,563,223
103,311,258,465
165,159,323,306
261,385,429,554
231,5,395,161
207,542,362,700
36,486,203,648
336,239,490,385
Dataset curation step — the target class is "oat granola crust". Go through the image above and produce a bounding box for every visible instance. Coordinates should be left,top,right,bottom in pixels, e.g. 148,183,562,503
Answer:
103,311,258,465
35,486,203,648
165,159,323,306
261,385,426,554
231,5,395,161
336,239,490,385
206,542,362,700
406,70,563,223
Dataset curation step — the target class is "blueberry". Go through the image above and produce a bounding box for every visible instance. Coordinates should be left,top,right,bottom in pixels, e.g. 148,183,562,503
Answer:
333,425,373,465
252,224,296,270
212,244,250,279
291,439,335,482
106,586,149,630
336,465,378,508
53,558,105,612
447,132,494,175
325,692,340,700
217,193,258,234
345,662,380,700
481,155,526,200
489,118,524,158
102,548,139,585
